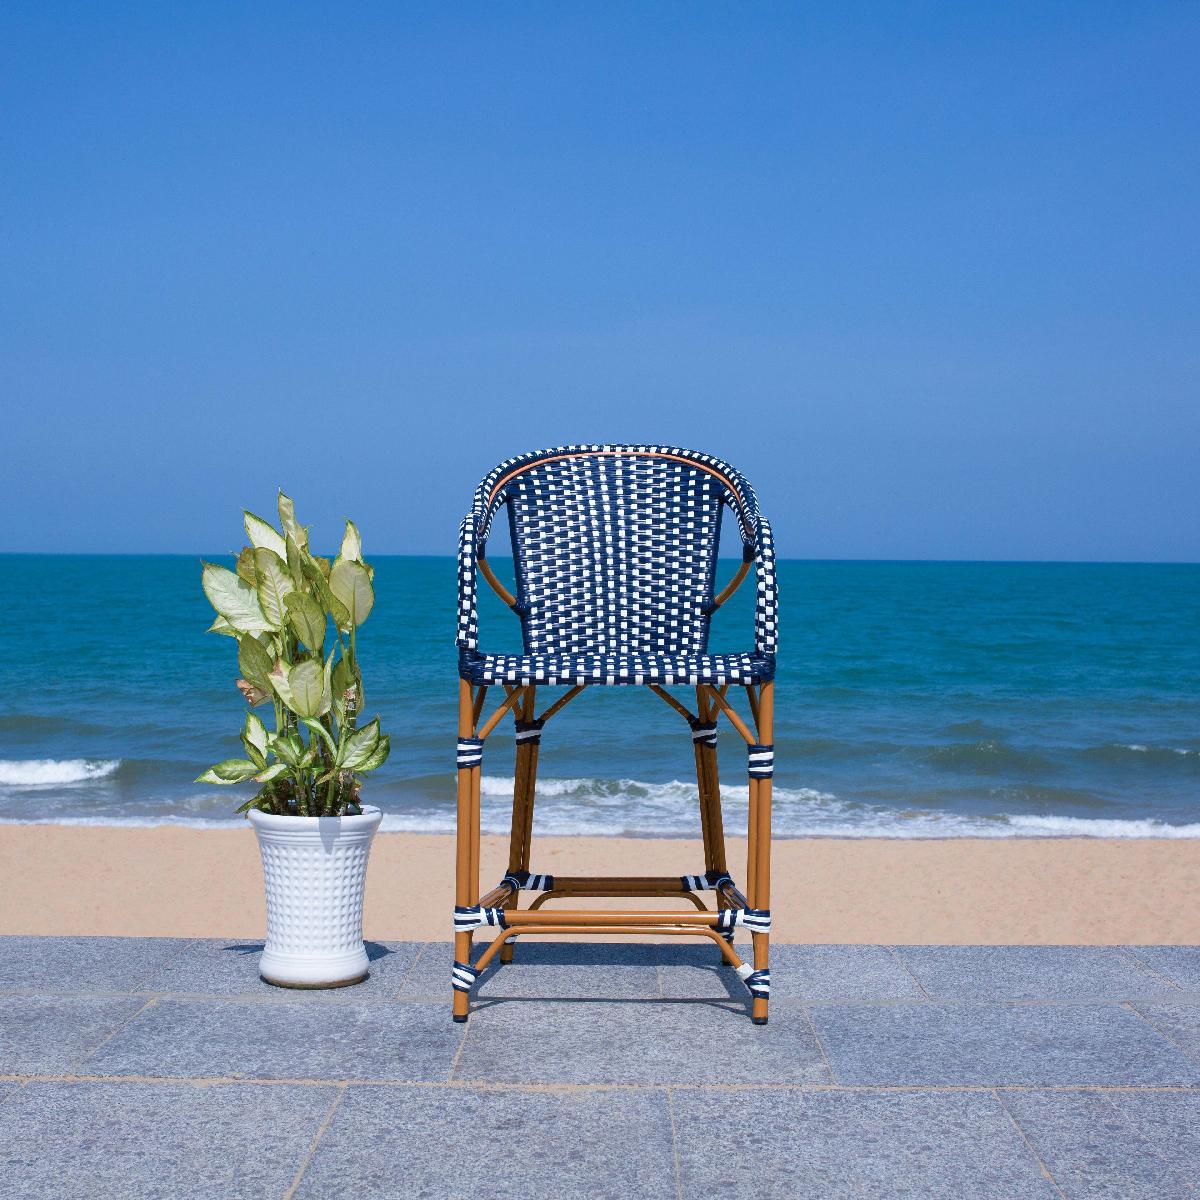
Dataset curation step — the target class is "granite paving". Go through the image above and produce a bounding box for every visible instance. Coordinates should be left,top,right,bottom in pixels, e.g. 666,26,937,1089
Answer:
1128,945,1200,994
1131,1003,1200,1060
296,1085,678,1198
1,936,1197,1198
895,945,1182,1002
1000,1089,1200,1199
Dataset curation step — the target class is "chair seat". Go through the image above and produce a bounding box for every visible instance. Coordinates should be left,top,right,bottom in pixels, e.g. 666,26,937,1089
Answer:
459,647,775,687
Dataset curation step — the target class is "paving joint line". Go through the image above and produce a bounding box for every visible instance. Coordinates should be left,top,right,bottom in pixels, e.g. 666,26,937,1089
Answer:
1122,999,1200,1062
885,945,934,999
991,1086,1067,1199
1,1074,1197,1093
797,1003,837,1083
446,993,473,1081
1093,1084,1200,1198
283,1083,346,1200
72,995,158,1068
1115,946,1187,992
665,1086,684,1200
387,942,427,1000
128,936,201,991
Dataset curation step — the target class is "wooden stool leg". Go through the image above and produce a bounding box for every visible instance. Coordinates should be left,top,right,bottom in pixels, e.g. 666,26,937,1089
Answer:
453,680,477,1022
694,687,729,954
750,681,774,1025
502,686,538,963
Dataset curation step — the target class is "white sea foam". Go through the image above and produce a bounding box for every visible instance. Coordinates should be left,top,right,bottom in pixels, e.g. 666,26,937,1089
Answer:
0,815,241,828
1003,814,1200,838
1121,743,1197,756
0,759,120,787
380,776,1200,839
2,773,1197,838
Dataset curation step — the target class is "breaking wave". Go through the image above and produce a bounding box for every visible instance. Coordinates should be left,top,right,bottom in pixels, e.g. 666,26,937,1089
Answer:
0,759,121,787
372,775,1200,838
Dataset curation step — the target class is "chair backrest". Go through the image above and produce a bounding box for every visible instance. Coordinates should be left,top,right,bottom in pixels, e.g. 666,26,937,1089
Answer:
463,444,764,656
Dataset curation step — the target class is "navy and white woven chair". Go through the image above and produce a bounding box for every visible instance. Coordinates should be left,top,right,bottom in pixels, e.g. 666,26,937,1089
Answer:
452,444,777,1023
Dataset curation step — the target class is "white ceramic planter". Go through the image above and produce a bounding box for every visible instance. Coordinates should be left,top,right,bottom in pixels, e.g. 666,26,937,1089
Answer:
248,804,383,988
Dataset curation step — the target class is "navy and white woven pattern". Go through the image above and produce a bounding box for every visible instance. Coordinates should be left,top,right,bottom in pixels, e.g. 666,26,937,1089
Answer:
456,445,778,676
681,870,734,891
456,738,484,769
715,907,772,935
753,517,778,656
736,963,771,999
460,648,773,687
451,960,479,993
453,905,508,933
501,870,554,891
689,720,719,747
514,719,544,744
747,744,774,779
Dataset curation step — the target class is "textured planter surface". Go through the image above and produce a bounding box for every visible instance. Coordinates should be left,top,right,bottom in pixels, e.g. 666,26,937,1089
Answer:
248,804,382,987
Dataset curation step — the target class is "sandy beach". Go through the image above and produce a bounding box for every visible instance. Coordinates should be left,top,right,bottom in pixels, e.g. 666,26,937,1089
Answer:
1,826,1196,944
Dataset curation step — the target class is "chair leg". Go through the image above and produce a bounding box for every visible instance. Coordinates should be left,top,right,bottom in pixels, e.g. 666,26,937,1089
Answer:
453,680,477,1022
694,686,729,951
750,681,774,1025
502,686,538,963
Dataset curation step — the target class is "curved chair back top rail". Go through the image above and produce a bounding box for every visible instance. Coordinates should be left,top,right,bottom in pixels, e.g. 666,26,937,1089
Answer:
456,443,777,660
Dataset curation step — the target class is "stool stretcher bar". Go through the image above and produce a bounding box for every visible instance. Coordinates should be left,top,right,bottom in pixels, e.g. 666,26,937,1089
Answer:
475,925,747,972
524,890,711,912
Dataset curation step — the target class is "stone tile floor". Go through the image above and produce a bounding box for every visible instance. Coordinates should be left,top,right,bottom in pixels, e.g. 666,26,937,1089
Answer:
0,937,1197,1198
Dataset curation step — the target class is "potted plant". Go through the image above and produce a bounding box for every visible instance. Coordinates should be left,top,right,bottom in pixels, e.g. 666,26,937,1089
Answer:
197,493,391,988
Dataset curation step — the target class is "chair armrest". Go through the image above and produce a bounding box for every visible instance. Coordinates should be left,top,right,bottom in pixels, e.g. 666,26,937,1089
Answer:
753,516,778,656
456,514,479,649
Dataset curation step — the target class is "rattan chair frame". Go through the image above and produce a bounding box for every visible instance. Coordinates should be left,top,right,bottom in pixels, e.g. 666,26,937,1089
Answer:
452,445,776,1024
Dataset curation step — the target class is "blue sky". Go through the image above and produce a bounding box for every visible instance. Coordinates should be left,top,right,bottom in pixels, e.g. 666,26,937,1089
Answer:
2,3,1196,559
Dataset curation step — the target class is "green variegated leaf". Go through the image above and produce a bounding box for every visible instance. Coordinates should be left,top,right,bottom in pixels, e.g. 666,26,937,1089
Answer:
243,510,287,557
241,736,266,768
300,717,338,757
358,733,390,773
235,547,258,586
287,658,326,719
321,649,336,718
237,635,274,690
295,552,343,622
253,548,292,630
268,733,299,767
254,762,290,783
329,559,374,627
206,614,240,638
339,718,380,769
284,591,326,652
285,534,306,585
277,492,307,548
242,712,269,761
196,758,261,785
339,520,362,563
202,563,274,634
268,660,294,708
330,655,351,721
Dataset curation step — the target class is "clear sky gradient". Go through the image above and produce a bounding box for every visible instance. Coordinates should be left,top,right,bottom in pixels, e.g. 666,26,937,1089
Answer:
2,3,1196,559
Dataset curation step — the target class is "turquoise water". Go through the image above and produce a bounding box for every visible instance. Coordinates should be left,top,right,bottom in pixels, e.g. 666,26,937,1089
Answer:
2,555,1198,836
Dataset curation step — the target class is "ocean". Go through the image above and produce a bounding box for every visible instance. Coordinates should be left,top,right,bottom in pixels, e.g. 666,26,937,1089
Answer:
3,555,1198,837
